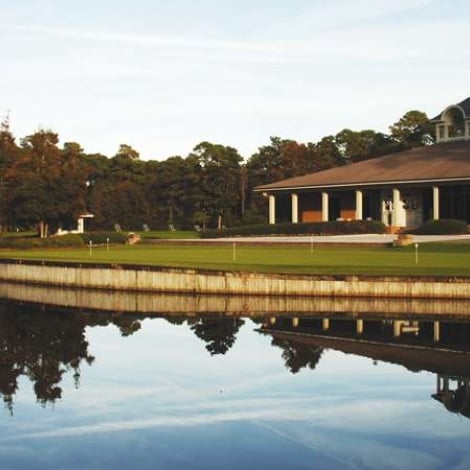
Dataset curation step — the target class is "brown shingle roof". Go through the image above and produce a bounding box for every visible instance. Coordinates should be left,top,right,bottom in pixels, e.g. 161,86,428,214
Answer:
255,141,470,192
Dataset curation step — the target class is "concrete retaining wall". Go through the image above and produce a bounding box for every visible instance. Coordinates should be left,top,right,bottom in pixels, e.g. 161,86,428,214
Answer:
1,259,470,299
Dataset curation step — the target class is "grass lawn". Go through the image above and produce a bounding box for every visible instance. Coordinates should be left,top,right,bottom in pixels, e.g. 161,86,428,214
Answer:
1,242,470,276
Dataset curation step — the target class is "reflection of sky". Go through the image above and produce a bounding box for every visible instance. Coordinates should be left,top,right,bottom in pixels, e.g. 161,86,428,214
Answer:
1,318,470,470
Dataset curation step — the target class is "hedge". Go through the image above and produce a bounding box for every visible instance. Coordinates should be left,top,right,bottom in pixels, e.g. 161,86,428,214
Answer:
201,220,386,238
80,232,128,244
0,234,84,249
413,219,469,235
0,231,129,249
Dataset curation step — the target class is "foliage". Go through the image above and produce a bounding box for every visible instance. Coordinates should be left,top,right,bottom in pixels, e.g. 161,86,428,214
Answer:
389,110,434,148
80,232,128,244
414,219,469,235
0,234,84,249
0,109,434,234
201,220,386,238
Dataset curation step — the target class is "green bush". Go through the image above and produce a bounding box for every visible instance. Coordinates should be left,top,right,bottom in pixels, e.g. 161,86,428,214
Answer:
414,219,469,235
0,234,84,249
81,231,128,244
201,220,386,238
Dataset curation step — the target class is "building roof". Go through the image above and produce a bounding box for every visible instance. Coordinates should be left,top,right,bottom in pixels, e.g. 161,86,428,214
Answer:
255,141,470,192
431,97,470,121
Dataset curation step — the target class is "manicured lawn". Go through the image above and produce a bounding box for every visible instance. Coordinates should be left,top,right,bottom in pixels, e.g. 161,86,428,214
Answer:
1,242,470,276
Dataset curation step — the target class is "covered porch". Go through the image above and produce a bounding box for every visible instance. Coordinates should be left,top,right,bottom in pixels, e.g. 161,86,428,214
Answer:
265,183,470,231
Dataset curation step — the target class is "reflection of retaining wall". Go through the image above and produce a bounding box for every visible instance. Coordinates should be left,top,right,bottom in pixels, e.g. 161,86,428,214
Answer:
2,281,470,316
1,259,470,299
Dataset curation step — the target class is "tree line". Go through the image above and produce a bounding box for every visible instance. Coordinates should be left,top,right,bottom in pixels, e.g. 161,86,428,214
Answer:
0,110,432,235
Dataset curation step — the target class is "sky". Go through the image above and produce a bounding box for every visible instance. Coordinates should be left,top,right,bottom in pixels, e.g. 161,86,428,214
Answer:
1,0,469,160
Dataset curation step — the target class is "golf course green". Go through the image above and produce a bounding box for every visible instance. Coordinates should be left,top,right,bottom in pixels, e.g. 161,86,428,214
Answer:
1,241,470,277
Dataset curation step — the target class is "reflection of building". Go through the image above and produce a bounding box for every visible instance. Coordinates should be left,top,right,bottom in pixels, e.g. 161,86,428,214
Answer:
261,315,470,419
255,98,470,231
433,376,470,419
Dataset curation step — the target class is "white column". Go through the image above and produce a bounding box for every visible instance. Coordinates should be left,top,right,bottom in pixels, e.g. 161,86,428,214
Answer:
356,319,364,335
433,186,440,220
321,192,329,222
355,190,363,220
392,188,400,227
433,321,440,342
268,194,276,225
393,320,401,338
77,218,84,233
291,193,299,224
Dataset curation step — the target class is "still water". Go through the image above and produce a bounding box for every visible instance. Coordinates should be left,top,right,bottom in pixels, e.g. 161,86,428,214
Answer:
1,296,470,470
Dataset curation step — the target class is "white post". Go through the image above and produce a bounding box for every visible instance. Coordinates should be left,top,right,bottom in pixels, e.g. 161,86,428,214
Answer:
433,186,440,220
269,194,276,225
321,192,329,222
355,190,363,220
392,188,400,227
291,193,299,224
322,318,330,331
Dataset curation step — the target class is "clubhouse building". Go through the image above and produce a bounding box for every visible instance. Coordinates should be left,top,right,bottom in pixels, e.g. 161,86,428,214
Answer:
255,97,470,231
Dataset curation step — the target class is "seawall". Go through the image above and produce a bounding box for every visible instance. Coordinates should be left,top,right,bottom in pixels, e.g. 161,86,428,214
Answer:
1,258,470,299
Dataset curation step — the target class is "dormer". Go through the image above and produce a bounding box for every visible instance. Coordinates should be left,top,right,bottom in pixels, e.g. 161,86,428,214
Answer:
431,97,470,143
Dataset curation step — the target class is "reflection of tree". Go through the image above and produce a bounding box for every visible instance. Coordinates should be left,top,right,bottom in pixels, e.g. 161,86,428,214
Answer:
190,318,245,355
271,338,324,374
113,316,142,336
0,302,95,412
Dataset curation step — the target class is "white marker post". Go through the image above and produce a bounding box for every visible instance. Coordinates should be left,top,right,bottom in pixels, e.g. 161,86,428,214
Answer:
415,243,419,264
106,237,110,252
89,240,93,256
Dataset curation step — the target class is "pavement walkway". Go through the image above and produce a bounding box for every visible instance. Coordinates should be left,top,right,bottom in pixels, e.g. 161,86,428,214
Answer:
176,234,470,245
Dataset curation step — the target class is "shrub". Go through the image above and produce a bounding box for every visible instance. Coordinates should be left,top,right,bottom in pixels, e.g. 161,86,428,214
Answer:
414,219,469,235
80,232,128,244
0,234,84,249
201,220,386,238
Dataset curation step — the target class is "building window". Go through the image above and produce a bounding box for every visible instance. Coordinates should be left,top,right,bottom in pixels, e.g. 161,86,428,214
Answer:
437,125,446,141
444,107,465,139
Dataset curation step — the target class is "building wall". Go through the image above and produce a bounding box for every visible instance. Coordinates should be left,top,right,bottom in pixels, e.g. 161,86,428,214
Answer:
300,193,322,222
340,191,356,220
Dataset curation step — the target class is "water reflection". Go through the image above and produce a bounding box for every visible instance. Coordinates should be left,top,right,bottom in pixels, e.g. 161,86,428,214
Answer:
189,318,245,355
2,296,470,424
3,296,470,469
261,315,470,420
0,300,95,412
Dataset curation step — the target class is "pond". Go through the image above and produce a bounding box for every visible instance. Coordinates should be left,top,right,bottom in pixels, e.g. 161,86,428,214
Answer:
1,293,470,470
